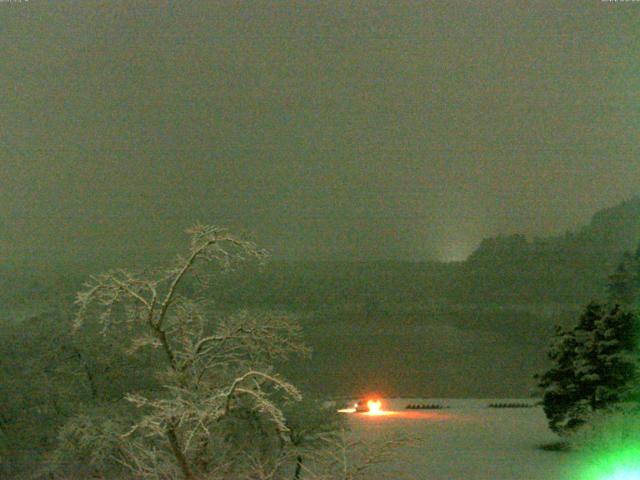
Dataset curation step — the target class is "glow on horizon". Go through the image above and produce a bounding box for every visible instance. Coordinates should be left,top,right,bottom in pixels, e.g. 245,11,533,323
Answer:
438,242,475,262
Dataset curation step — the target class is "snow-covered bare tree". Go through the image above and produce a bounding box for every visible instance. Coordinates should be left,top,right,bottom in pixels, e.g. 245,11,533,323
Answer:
52,225,317,479
318,429,417,480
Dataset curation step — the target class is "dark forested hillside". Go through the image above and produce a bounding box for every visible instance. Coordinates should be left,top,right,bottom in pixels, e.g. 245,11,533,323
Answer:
447,196,640,305
204,196,640,310
4,197,638,313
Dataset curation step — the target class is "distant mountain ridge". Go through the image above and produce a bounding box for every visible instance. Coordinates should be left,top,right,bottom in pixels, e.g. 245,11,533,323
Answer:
3,196,639,312
572,195,640,252
449,196,640,305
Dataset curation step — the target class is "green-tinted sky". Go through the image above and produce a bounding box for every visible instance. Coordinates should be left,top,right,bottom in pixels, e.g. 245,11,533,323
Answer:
1,1,639,265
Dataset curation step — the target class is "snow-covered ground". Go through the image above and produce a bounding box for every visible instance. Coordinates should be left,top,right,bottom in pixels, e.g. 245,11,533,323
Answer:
343,398,571,480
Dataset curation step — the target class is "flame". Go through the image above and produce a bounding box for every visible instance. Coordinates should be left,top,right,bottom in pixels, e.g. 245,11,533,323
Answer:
367,399,382,414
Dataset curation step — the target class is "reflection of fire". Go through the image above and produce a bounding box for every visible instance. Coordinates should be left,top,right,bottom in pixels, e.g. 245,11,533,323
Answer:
367,399,382,415
338,399,456,420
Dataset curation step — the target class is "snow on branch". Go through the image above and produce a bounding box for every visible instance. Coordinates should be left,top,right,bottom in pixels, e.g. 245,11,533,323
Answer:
63,224,319,479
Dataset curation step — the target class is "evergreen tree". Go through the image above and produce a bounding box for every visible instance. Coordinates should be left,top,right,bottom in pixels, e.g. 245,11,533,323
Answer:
634,243,640,304
593,305,638,404
572,303,605,412
607,243,640,308
537,302,639,435
537,325,581,433
607,252,636,306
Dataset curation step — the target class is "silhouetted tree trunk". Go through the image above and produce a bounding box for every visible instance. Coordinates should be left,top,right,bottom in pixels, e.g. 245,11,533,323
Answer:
293,454,303,480
75,349,98,401
167,426,195,480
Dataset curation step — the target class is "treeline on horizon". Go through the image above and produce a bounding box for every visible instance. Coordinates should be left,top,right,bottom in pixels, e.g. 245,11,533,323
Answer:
3,196,639,315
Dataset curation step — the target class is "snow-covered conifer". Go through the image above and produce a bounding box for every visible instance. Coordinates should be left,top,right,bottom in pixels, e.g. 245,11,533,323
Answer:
537,302,639,435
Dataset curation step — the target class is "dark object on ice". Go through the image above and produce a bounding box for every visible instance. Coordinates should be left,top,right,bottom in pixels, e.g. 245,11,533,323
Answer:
488,402,533,408
405,403,447,410
538,441,570,452
354,400,369,412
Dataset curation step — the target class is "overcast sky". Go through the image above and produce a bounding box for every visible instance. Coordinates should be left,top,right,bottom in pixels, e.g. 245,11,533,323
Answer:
1,1,639,265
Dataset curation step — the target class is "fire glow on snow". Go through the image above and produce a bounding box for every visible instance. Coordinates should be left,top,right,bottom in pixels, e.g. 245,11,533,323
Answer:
337,398,388,416
367,400,382,415
337,399,455,420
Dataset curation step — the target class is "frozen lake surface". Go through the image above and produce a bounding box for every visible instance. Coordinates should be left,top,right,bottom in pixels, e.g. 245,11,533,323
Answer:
343,398,571,480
